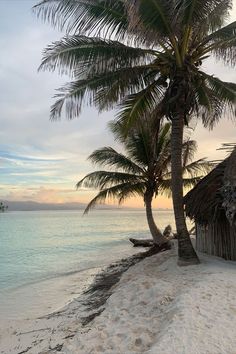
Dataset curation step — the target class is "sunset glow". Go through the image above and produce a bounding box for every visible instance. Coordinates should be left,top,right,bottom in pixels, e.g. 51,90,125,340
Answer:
0,0,235,209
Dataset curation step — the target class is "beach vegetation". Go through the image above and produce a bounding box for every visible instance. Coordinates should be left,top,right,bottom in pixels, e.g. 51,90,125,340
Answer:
77,122,211,245
34,0,236,265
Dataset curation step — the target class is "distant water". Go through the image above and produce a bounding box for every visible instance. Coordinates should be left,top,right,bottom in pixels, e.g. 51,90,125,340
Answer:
0,209,175,320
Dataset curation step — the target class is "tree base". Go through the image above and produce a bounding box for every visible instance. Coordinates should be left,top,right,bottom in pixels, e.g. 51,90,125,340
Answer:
177,233,200,266
177,257,200,267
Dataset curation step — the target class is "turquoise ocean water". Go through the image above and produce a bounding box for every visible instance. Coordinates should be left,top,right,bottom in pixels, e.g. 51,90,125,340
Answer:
0,209,175,320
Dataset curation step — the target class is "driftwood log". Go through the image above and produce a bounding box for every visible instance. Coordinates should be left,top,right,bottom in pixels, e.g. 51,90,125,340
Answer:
129,225,176,247
129,238,154,247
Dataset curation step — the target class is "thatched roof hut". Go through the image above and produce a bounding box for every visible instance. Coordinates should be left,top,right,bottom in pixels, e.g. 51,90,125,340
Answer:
184,148,236,261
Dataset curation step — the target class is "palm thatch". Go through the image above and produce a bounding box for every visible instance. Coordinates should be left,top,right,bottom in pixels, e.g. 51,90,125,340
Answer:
184,147,236,260
222,146,236,225
184,159,226,225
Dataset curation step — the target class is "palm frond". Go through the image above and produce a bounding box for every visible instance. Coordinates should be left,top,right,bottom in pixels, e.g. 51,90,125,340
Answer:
178,0,232,31
128,0,175,39
193,79,227,128
182,139,198,166
82,181,146,214
194,73,236,127
182,158,213,178
50,66,154,119
199,21,236,64
76,170,144,190
124,131,152,167
203,74,236,106
34,0,129,40
117,181,147,204
88,147,145,175
39,35,154,76
159,176,202,198
182,176,202,190
155,122,171,157
116,80,165,130
203,0,232,32
94,66,161,112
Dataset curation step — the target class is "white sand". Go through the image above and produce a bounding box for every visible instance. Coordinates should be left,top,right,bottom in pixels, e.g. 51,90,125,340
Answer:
0,267,100,354
1,243,236,353
64,244,236,354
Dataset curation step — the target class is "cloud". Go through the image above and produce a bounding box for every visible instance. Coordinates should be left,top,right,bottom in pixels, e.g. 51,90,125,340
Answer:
0,0,235,207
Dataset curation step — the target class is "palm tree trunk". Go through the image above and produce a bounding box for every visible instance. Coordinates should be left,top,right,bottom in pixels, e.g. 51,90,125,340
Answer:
145,191,167,245
171,113,200,265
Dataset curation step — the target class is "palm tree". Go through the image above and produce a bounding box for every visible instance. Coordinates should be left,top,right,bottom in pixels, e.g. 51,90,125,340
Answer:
77,122,211,245
34,0,236,264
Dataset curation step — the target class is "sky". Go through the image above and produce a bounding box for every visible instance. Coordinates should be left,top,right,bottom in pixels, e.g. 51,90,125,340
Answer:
0,0,235,209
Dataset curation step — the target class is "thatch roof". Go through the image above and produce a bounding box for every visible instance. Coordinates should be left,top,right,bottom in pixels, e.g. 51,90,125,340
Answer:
184,159,228,225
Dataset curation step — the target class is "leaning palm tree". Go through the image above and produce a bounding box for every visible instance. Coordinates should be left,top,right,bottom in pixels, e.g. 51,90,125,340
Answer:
77,122,211,245
34,0,236,264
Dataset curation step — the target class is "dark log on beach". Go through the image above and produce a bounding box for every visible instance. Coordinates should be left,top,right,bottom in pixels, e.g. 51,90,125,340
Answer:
129,224,176,247
129,238,154,247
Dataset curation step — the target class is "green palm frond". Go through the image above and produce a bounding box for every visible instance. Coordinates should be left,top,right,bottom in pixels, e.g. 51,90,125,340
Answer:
39,36,154,76
154,122,171,165
116,80,165,130
182,158,213,177
182,140,197,166
76,170,144,189
178,0,231,31
88,147,145,175
117,181,147,204
194,80,226,128
201,20,236,45
203,74,236,106
82,181,146,214
182,176,202,191
155,122,171,153
50,66,153,119
94,67,161,112
155,137,198,177
132,0,175,39
177,0,230,59
198,21,236,64
34,0,129,39
108,118,155,167
124,131,151,167
162,156,212,180
202,0,232,32
193,73,236,128
159,176,202,197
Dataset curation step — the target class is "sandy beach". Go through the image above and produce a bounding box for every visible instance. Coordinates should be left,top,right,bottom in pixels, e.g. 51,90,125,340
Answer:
1,242,236,354
0,267,101,354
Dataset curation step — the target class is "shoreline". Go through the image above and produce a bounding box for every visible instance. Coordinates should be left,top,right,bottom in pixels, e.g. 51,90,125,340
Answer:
1,241,236,354
0,268,100,354
0,266,102,323
0,246,154,354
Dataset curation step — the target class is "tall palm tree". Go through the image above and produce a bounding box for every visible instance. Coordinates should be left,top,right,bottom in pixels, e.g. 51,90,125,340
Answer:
34,0,236,264
77,122,211,245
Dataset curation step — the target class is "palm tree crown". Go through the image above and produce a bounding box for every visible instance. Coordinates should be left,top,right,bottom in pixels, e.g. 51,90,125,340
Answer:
34,0,236,124
77,122,211,242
